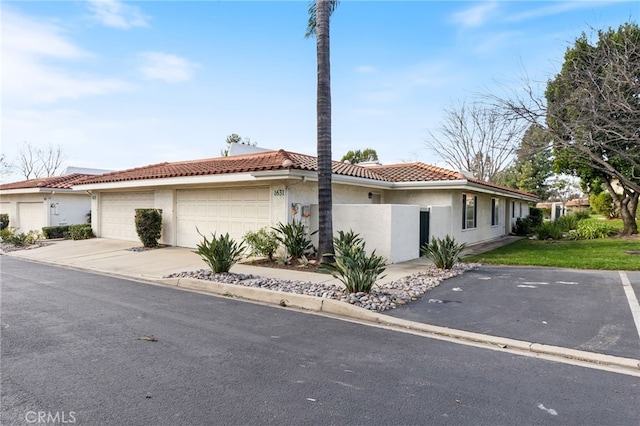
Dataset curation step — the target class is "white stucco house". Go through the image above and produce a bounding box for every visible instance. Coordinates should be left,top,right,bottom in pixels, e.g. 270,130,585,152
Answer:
0,174,94,233
72,149,536,263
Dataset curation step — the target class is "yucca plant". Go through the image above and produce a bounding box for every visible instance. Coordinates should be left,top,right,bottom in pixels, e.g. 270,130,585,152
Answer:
322,230,387,293
421,235,466,270
194,229,246,273
272,220,317,260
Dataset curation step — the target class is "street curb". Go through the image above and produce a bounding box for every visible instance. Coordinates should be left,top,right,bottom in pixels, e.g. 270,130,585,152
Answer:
160,277,640,374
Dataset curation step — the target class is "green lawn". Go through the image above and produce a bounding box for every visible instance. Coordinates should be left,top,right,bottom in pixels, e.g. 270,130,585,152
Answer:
464,238,640,270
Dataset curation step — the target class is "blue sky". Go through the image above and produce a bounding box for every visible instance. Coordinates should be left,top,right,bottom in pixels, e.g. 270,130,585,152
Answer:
2,0,638,182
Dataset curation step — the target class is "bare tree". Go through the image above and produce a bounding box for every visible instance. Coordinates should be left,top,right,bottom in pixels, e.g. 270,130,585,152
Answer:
17,142,66,179
426,101,526,182
0,153,12,177
488,23,639,234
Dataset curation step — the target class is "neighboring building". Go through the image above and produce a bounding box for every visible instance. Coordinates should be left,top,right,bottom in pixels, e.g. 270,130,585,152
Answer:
74,149,537,263
0,174,95,233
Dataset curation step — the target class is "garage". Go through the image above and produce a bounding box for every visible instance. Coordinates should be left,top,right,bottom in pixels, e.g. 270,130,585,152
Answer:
17,202,45,233
100,192,154,241
176,187,270,248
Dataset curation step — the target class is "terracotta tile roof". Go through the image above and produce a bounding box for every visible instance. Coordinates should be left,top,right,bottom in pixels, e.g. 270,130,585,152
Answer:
70,149,537,200
0,174,94,190
76,150,391,185
369,163,463,182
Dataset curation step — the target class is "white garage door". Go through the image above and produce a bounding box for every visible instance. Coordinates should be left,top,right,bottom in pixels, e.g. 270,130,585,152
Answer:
177,187,270,247
100,192,154,241
17,202,45,233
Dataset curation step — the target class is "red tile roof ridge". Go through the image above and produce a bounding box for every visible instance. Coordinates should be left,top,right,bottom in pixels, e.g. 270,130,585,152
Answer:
0,173,95,190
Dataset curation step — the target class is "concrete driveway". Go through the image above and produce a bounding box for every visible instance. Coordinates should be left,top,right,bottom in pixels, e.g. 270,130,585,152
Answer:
385,265,640,360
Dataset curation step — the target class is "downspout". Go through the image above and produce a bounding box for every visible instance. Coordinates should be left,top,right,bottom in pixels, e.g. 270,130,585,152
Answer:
285,177,306,222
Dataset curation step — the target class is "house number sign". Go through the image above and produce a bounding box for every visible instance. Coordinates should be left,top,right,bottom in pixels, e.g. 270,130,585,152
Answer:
273,189,285,197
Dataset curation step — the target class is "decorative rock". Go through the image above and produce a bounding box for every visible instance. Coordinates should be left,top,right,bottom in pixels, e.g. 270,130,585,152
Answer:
163,263,480,312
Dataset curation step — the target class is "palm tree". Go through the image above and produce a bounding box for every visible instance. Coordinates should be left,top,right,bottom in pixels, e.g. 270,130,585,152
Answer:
306,1,338,263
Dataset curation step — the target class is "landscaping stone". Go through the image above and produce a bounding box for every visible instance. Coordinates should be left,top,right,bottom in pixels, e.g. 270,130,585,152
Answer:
164,263,479,312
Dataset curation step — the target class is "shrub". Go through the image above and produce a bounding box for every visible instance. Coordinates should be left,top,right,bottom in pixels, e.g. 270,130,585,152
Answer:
528,207,544,228
3,229,42,246
421,235,467,270
573,210,591,221
575,219,618,239
243,227,279,260
321,230,386,293
514,217,535,236
194,230,246,273
69,224,95,240
272,220,317,260
42,225,70,239
590,192,617,218
555,213,579,231
0,227,15,241
535,221,565,240
0,213,9,230
135,209,162,248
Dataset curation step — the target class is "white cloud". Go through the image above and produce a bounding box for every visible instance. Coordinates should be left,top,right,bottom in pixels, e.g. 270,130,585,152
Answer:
450,1,499,29
355,65,376,74
86,0,150,29
1,9,132,106
138,52,200,83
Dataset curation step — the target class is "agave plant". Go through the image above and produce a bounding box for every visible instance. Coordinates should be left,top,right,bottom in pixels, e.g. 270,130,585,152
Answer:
322,230,386,293
194,229,246,273
421,235,466,270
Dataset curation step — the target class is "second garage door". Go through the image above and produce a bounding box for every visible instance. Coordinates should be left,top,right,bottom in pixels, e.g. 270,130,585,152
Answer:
100,192,155,241
17,202,45,233
177,187,270,248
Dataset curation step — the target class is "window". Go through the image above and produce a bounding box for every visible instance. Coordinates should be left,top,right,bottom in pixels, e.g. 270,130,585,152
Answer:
491,198,500,226
511,201,515,218
462,194,477,229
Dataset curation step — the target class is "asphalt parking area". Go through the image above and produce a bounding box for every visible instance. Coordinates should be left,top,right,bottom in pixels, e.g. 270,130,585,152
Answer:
385,266,640,360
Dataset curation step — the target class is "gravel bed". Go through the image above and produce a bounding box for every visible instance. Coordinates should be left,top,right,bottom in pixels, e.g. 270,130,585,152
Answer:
0,241,51,253
164,263,479,312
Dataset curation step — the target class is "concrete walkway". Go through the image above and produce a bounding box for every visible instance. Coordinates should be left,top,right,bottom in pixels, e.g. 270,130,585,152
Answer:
3,236,639,376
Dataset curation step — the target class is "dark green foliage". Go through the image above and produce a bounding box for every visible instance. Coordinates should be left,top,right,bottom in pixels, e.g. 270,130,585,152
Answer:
590,192,617,218
272,220,317,260
575,219,618,239
135,209,162,248
321,230,387,293
514,208,544,236
69,224,94,240
535,221,566,240
421,235,467,270
194,230,246,273
0,213,9,230
243,227,279,260
42,225,70,239
573,210,591,221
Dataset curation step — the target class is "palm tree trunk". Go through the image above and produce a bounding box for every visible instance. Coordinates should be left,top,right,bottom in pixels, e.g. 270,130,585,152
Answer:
315,0,334,262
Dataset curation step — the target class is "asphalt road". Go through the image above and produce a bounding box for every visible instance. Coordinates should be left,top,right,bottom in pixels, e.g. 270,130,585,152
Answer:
387,265,640,360
2,257,639,425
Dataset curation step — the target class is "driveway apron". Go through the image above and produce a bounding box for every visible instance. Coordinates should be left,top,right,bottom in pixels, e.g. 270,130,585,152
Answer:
385,265,640,360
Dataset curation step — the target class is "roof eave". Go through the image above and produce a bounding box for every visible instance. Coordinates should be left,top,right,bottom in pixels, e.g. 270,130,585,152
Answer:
0,187,77,195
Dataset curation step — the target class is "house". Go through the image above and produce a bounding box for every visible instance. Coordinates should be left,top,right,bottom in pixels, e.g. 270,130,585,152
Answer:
73,149,537,263
0,174,94,233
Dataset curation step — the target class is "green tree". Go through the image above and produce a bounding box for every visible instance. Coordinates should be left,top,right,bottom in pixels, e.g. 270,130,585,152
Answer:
493,22,639,235
306,0,338,263
494,124,554,199
221,133,256,156
340,148,379,164
546,23,639,235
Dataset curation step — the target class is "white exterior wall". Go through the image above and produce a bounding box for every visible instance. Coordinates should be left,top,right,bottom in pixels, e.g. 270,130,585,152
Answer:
0,192,90,233
310,204,420,263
